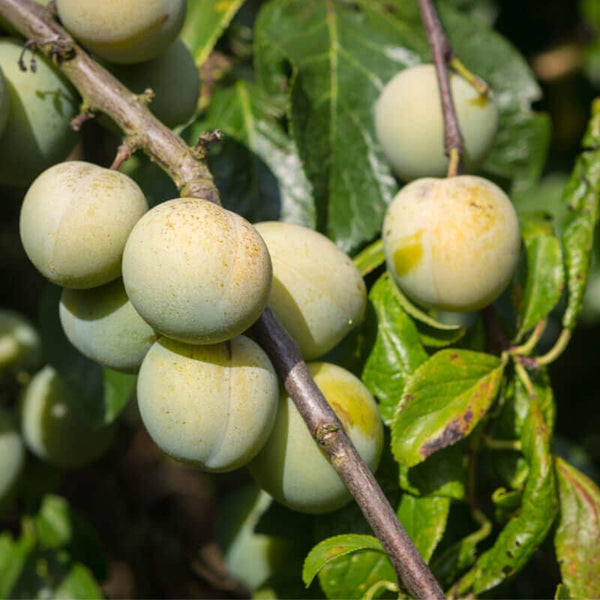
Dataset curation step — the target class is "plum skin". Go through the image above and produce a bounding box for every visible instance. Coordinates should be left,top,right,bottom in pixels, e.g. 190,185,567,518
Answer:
249,362,384,514
56,0,187,64
0,39,79,187
136,335,279,472
254,221,367,360
383,175,521,312
59,279,157,373
375,64,498,181
20,161,148,289
20,366,115,468
122,198,272,345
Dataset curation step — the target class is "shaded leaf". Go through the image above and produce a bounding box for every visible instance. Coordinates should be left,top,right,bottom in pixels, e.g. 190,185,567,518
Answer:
316,548,395,600
554,457,600,599
517,211,564,337
0,531,35,598
54,563,103,600
396,494,450,563
255,0,406,253
180,0,245,66
362,275,427,424
454,376,557,595
399,443,467,500
183,81,315,227
392,350,504,467
430,513,492,588
303,534,386,586
561,99,600,329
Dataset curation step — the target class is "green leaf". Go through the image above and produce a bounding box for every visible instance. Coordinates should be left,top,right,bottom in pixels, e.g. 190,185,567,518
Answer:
180,0,245,66
102,367,136,424
396,494,450,563
353,238,385,277
317,553,396,600
183,81,315,227
38,284,133,426
54,563,103,600
302,534,386,587
392,350,504,467
399,443,467,500
516,211,564,337
430,512,492,588
561,100,600,329
554,457,600,599
0,531,35,598
255,0,406,253
362,275,427,424
454,376,558,595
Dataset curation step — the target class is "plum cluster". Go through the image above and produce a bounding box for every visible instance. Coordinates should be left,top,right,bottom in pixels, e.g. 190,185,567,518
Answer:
0,0,198,188
375,64,521,312
16,152,381,514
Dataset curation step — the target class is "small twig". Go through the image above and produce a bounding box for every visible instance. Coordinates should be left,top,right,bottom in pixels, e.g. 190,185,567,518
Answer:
416,0,464,177
511,319,547,356
513,359,537,399
18,39,36,71
483,436,522,452
536,328,572,366
110,138,140,171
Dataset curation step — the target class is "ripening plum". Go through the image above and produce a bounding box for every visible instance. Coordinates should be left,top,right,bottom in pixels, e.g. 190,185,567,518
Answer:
122,198,272,345
20,366,115,468
0,310,42,373
59,278,157,373
0,39,79,187
254,222,366,360
56,0,186,64
374,64,498,181
108,40,199,128
249,362,384,514
383,175,521,312
136,335,279,472
0,409,25,508
20,161,148,288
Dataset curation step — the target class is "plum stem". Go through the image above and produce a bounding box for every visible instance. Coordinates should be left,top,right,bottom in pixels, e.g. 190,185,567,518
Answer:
0,0,446,597
416,0,465,177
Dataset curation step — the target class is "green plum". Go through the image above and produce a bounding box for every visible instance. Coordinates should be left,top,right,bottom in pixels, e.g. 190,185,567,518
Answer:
137,335,278,472
0,39,79,187
217,484,302,591
108,39,199,128
20,161,148,288
0,310,42,373
249,362,384,514
383,175,521,312
122,198,272,345
254,221,366,360
20,366,115,468
59,278,157,373
56,0,187,64
0,409,25,509
375,64,498,181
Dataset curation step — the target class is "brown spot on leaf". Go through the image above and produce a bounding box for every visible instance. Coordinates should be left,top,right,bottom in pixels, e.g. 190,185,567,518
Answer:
420,408,475,459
